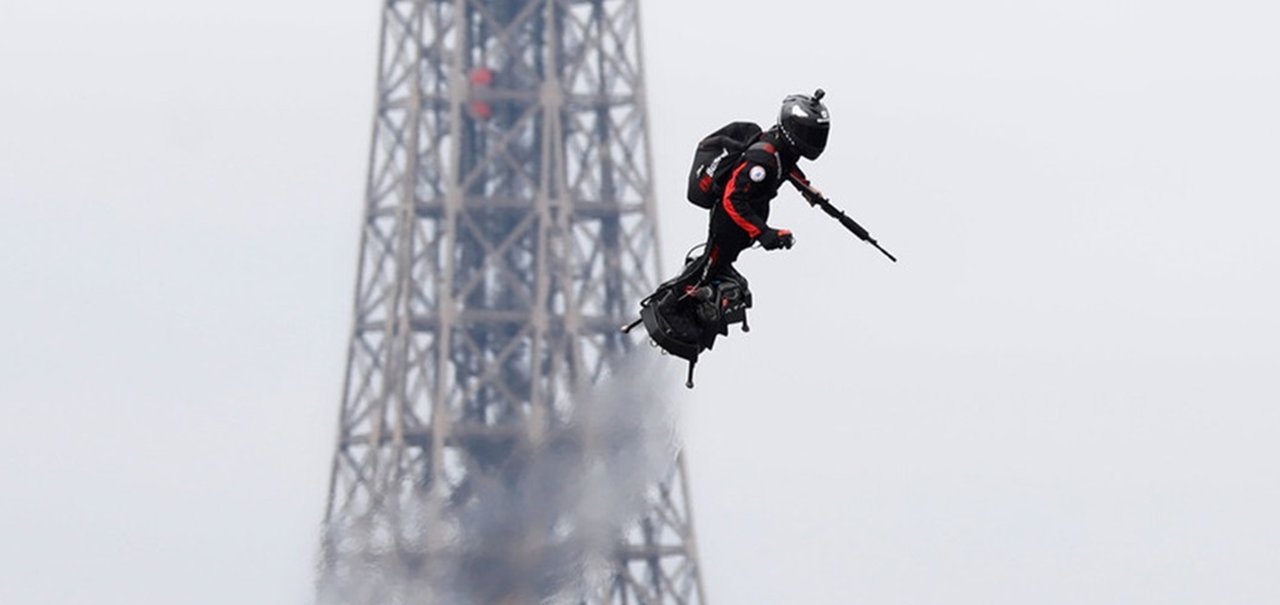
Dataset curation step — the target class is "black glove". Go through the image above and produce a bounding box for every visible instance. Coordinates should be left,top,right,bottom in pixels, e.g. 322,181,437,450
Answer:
758,228,795,250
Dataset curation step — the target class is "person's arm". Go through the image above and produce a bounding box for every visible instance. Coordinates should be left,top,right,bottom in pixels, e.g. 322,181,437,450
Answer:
788,166,825,203
720,158,770,238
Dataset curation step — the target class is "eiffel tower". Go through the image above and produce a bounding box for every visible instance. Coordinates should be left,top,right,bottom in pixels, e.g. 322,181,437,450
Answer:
318,1,706,602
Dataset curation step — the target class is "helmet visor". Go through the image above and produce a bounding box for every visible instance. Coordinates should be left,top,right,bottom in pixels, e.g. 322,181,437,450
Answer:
793,120,829,158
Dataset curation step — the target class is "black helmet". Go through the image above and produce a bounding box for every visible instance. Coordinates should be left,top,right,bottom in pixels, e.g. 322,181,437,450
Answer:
778,89,830,160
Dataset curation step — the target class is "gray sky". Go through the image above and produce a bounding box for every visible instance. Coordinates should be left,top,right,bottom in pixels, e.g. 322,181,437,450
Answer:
3,1,1278,604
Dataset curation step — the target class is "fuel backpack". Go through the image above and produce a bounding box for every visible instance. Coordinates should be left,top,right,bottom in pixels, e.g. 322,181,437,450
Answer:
686,121,763,209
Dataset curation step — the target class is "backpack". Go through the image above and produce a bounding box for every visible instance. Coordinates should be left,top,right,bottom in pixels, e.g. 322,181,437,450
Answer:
686,121,763,209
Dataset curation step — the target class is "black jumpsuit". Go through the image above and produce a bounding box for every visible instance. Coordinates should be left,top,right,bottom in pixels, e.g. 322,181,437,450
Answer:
705,130,802,270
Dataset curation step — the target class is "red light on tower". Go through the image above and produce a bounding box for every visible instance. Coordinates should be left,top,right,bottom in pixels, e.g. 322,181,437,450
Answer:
469,67,494,120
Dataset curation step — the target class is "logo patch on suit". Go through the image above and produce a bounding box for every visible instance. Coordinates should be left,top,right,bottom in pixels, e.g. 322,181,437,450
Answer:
749,165,767,183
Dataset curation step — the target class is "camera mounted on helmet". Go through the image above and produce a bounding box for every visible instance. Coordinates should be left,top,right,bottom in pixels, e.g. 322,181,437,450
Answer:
778,88,830,160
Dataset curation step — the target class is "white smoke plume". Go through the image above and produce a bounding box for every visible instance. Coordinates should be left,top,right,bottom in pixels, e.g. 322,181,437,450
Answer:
319,351,682,604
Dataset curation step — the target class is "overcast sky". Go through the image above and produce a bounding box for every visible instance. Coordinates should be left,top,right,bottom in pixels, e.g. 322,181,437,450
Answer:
3,1,1279,604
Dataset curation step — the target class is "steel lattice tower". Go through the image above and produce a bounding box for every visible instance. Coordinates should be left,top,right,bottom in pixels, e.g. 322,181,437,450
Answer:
319,1,706,603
